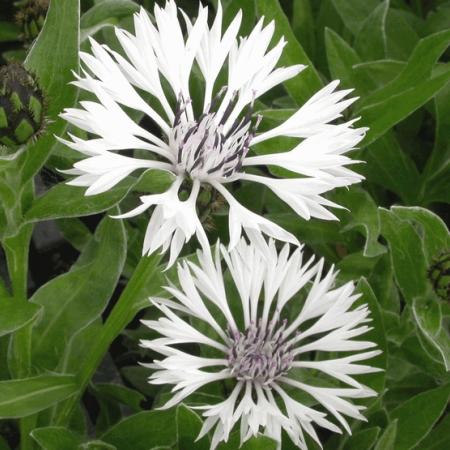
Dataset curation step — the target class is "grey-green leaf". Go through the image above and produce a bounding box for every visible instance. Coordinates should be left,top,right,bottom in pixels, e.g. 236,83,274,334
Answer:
31,426,81,450
354,0,389,60
19,0,80,184
25,178,136,223
0,375,78,418
0,300,41,337
390,384,450,450
30,217,126,370
254,0,322,104
380,207,428,303
374,420,398,450
101,410,177,450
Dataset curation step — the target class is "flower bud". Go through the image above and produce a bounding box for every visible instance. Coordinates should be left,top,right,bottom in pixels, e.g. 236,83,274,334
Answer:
428,251,450,301
15,0,49,43
0,62,45,148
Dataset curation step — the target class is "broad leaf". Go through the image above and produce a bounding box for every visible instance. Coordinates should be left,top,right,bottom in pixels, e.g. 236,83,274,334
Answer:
333,187,386,257
344,427,380,450
413,297,450,371
0,300,41,337
31,427,80,450
25,178,136,223
30,217,126,370
379,207,428,303
101,410,177,450
0,375,78,418
217,433,278,450
176,405,209,450
413,413,450,450
391,384,450,450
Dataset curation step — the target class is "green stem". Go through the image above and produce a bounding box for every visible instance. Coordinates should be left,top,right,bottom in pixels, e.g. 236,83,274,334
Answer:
3,225,32,301
3,224,34,450
54,253,162,426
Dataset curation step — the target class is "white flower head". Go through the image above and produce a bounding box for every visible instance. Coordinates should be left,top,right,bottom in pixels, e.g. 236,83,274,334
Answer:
142,240,380,449
60,0,366,264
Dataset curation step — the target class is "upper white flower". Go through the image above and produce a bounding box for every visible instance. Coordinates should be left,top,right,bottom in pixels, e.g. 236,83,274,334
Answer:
142,239,380,449
60,0,366,264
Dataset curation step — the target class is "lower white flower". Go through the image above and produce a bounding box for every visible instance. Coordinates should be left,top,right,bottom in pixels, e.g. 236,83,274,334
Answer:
141,240,380,449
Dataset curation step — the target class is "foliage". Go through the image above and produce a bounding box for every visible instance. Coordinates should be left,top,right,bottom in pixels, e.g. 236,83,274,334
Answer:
0,0,449,449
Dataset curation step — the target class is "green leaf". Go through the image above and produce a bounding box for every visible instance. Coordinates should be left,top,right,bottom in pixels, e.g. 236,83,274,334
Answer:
30,216,126,370
390,384,450,450
421,77,450,205
81,0,139,29
380,207,428,304
385,9,419,60
389,206,450,263
0,375,78,418
358,68,450,146
332,187,386,257
353,60,406,89
94,383,144,412
19,0,80,184
254,0,322,104
354,0,389,60
176,404,209,450
217,433,278,450
223,0,255,36
374,420,397,450
344,427,380,450
31,426,81,450
355,29,450,146
331,0,380,35
413,297,450,371
79,441,116,450
24,177,136,223
413,413,450,450
362,132,420,204
57,218,92,252
356,278,387,392
358,30,450,110
324,28,368,93
0,299,41,337
292,0,315,59
101,410,177,450
80,0,140,42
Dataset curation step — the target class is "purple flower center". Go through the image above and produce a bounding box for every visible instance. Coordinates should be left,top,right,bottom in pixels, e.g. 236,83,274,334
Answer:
228,319,294,385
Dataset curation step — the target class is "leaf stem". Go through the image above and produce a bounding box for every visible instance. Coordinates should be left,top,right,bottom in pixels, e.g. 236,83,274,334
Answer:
54,253,162,426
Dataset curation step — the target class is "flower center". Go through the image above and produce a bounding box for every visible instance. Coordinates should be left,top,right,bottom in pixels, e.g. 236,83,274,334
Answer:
228,320,294,385
169,93,260,181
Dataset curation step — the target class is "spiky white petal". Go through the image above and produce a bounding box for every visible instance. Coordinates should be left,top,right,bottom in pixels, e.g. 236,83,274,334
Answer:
60,1,366,266
142,240,379,449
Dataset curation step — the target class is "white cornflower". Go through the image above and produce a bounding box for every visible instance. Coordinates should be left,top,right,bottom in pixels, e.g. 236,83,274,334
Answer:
141,240,380,449
60,0,366,264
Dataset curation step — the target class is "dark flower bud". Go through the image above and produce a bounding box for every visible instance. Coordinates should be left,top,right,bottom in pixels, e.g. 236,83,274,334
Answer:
0,62,46,149
428,251,450,301
15,0,49,43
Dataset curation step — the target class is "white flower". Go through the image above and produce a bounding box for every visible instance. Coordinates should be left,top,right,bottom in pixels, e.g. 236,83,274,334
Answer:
141,239,380,449
60,0,366,264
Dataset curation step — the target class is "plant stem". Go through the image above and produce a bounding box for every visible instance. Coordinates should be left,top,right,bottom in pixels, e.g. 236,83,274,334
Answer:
3,224,34,450
54,253,162,426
